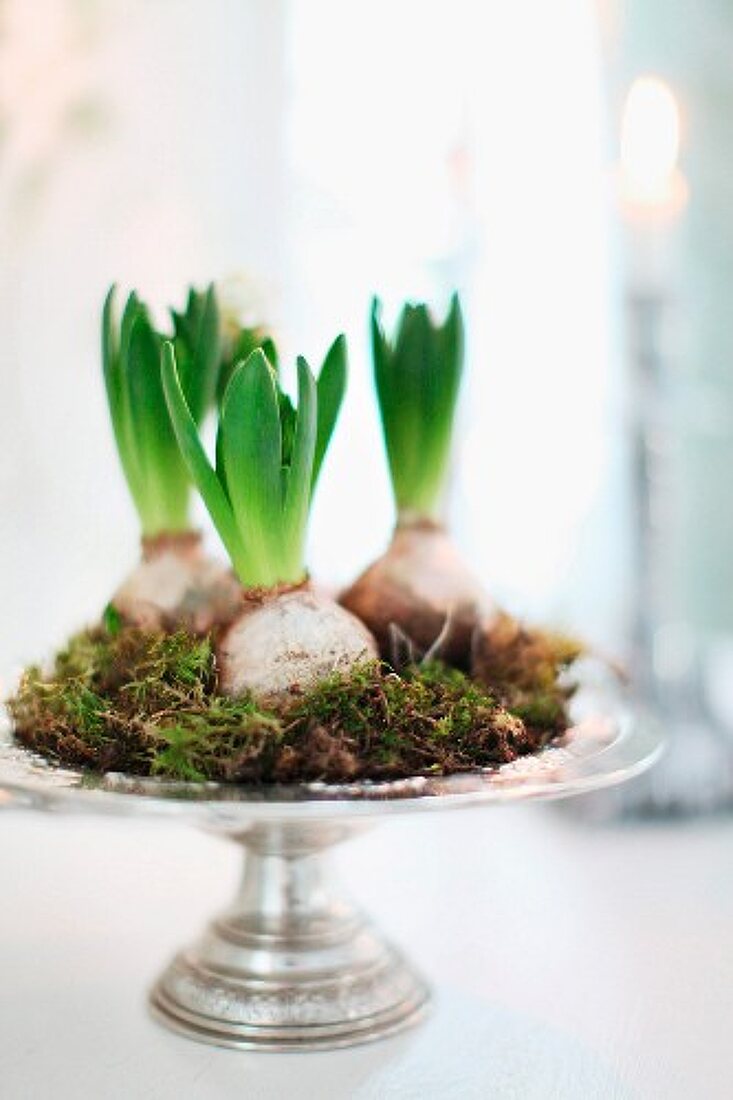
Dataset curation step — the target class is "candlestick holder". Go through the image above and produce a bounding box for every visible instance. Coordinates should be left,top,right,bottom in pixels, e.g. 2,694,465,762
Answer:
596,0,733,820
581,286,733,821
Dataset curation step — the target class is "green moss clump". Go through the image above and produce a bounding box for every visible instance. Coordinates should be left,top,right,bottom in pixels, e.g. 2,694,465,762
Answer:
7,624,557,784
8,627,281,780
283,661,535,779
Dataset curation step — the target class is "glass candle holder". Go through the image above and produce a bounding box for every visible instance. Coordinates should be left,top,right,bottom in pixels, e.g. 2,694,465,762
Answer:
593,0,733,817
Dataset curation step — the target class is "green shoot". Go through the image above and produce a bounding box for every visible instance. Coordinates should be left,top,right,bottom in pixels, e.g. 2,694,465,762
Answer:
217,323,277,404
102,284,221,536
372,294,465,520
162,336,347,588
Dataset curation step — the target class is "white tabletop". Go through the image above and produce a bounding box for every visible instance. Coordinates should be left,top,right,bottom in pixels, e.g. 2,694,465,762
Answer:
0,802,731,1099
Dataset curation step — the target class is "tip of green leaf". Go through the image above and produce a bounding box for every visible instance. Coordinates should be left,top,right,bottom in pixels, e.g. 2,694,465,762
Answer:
220,346,275,413
102,602,123,637
246,346,273,369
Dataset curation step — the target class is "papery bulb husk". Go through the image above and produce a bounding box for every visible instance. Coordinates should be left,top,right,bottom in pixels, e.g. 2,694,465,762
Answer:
218,583,378,706
339,519,495,667
112,532,241,634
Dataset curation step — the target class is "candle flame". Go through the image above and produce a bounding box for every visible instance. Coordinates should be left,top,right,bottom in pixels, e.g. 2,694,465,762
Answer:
620,76,686,212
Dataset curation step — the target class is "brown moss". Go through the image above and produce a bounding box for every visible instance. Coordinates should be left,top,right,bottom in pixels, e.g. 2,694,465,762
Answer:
471,612,583,736
6,622,562,784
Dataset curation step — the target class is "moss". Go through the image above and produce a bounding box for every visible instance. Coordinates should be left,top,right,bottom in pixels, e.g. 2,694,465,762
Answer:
8,627,280,780
8,623,566,785
472,612,582,737
278,660,537,781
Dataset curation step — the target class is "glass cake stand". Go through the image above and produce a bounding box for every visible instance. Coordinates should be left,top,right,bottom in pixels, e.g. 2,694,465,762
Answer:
0,666,662,1052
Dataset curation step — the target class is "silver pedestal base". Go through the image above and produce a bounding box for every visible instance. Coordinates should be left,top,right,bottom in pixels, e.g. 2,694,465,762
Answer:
0,682,661,1048
149,823,429,1051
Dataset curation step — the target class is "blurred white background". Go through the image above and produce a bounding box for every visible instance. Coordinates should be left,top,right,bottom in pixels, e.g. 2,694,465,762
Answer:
0,0,625,683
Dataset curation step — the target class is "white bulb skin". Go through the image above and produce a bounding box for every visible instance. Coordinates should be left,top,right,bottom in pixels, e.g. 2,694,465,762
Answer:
218,586,378,706
112,533,241,634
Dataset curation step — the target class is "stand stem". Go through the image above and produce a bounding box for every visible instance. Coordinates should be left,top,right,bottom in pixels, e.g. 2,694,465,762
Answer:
150,821,428,1051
